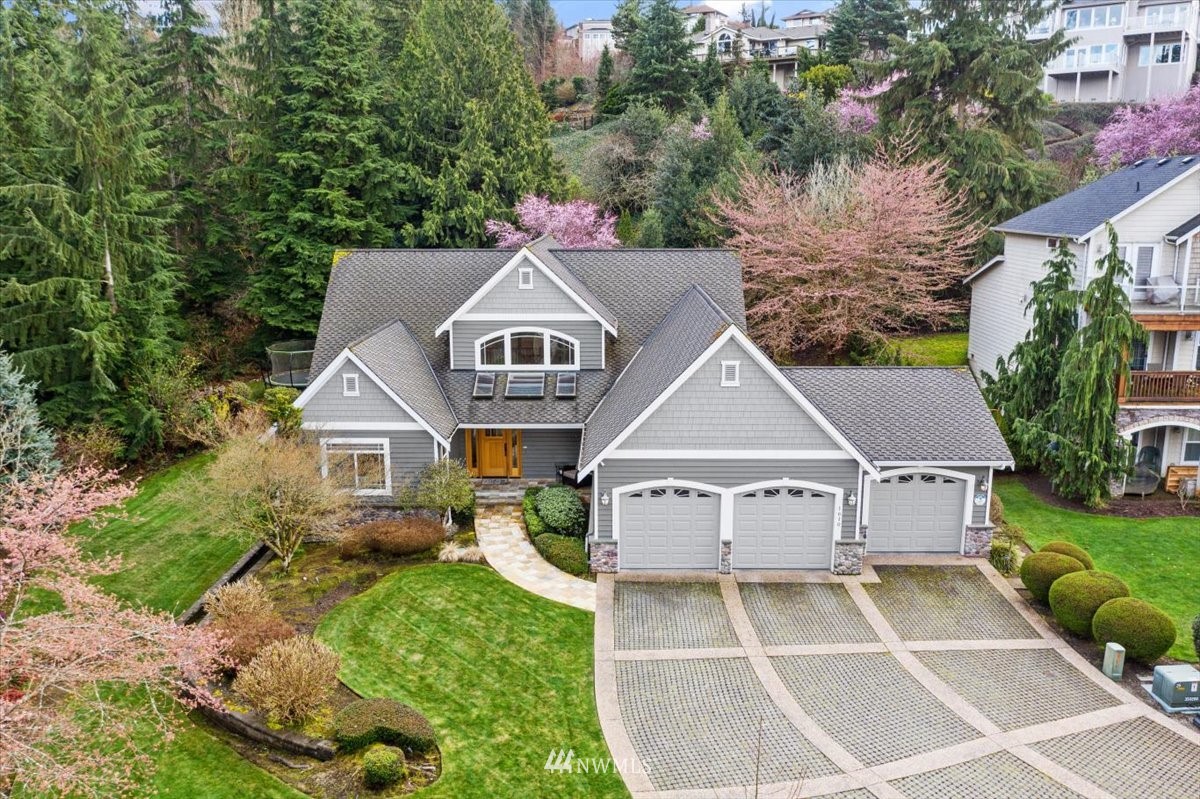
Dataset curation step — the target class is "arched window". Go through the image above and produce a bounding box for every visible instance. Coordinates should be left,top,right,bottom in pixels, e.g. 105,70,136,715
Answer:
475,328,579,370
717,32,732,53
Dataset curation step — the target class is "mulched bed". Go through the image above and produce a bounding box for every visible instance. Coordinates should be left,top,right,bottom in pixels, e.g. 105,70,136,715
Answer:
1017,473,1199,519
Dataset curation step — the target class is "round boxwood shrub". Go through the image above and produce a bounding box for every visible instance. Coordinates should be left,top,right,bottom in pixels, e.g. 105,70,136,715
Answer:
534,485,586,535
533,533,588,576
334,697,437,753
362,744,406,788
1039,540,1094,570
1048,570,1130,636
1092,597,1177,663
1019,551,1086,603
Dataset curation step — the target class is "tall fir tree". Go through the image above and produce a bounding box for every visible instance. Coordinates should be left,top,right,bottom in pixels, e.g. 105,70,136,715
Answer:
611,0,642,50
392,0,559,248
874,0,1067,225
984,240,1080,469
825,0,865,64
860,0,908,58
240,0,401,333
626,0,694,113
697,44,726,106
596,44,615,99
0,349,59,484
1019,225,1144,507
502,0,557,82
0,1,179,445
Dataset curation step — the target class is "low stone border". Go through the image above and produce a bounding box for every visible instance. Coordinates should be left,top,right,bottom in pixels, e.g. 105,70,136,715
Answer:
179,542,272,624
195,702,336,761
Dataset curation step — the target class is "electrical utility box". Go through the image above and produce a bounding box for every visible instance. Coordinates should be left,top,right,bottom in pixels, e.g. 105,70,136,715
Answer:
1151,665,1200,711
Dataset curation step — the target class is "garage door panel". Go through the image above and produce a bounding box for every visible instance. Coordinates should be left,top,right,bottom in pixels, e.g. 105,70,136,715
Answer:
868,474,966,553
620,486,719,570
733,487,833,570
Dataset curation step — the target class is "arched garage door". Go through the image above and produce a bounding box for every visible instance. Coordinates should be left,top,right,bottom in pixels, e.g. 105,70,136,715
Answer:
619,486,720,569
868,473,967,553
733,486,835,569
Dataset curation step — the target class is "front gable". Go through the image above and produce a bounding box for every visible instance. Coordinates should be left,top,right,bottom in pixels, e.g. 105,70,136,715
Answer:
298,359,418,427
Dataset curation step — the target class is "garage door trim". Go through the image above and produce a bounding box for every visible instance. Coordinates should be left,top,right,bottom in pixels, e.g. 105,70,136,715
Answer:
865,467,975,555
730,479,844,570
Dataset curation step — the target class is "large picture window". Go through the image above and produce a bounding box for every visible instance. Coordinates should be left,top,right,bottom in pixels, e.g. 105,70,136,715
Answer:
474,328,579,370
322,439,391,496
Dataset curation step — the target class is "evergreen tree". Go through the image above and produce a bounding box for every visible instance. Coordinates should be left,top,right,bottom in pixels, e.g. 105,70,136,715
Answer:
825,0,864,64
596,44,615,99
0,1,179,444
241,0,400,333
636,208,664,247
697,44,726,106
611,0,642,50
728,65,786,141
985,240,1080,468
874,0,1066,224
1022,225,1143,507
392,0,559,248
626,0,694,113
0,349,59,484
861,0,908,58
151,0,238,310
502,0,557,82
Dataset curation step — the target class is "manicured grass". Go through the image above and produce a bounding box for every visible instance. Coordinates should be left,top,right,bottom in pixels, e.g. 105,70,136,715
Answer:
997,477,1200,661
892,332,969,366
318,564,628,799
73,453,248,613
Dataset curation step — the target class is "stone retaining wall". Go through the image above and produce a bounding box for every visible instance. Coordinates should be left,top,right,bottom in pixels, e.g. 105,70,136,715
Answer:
195,703,336,761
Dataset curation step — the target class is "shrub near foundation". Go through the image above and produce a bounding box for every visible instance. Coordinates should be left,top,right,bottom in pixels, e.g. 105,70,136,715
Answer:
1039,540,1094,570
1048,570,1130,636
1019,551,1085,603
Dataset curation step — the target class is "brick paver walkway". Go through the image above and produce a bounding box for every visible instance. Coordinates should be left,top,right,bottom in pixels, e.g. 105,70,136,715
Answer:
474,504,595,612
595,558,1200,799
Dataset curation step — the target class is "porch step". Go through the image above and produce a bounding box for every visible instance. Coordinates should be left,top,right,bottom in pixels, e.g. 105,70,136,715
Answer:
476,490,528,505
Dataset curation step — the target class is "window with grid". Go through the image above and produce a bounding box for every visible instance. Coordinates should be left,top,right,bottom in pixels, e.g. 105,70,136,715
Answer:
324,441,389,495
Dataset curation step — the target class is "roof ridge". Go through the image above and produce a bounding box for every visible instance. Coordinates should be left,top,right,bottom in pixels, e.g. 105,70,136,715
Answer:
347,318,405,350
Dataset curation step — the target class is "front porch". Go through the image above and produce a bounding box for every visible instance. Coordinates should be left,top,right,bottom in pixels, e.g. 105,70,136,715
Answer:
1116,409,1200,497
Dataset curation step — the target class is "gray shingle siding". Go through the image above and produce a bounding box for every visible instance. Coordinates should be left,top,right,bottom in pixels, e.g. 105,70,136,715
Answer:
302,369,417,426
520,429,582,478
469,264,588,314
618,339,840,451
593,459,860,539
450,320,605,370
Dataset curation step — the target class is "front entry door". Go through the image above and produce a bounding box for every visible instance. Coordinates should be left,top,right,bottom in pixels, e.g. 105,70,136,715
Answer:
477,429,510,477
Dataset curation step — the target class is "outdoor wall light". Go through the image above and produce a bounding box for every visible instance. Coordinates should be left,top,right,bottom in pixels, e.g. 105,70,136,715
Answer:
600,491,610,506
847,491,857,507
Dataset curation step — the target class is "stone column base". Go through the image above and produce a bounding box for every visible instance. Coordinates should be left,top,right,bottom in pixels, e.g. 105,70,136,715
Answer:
833,540,865,575
964,525,993,557
589,540,618,573
719,541,732,574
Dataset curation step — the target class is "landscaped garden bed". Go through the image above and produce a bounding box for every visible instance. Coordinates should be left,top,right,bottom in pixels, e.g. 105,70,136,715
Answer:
522,485,592,578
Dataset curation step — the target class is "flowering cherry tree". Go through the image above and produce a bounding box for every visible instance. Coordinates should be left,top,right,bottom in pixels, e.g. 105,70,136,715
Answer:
829,78,892,135
485,194,619,248
1094,85,1200,167
711,141,985,357
1,467,226,797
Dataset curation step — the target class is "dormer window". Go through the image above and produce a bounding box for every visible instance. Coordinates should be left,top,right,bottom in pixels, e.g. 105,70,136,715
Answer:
476,328,579,370
720,361,740,386
517,267,534,289
342,373,360,396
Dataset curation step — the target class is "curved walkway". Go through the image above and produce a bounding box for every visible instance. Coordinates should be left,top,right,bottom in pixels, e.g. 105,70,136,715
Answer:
595,557,1200,799
475,504,596,612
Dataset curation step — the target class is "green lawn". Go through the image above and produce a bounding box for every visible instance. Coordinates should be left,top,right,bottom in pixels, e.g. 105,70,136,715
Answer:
997,477,1200,661
318,564,628,799
74,453,248,613
892,332,969,366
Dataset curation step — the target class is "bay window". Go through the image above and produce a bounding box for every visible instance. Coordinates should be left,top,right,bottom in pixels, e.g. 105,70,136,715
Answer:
475,328,579,370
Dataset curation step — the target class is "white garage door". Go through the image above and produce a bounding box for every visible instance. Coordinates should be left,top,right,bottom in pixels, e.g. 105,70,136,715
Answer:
868,473,967,553
732,486,835,569
619,486,720,569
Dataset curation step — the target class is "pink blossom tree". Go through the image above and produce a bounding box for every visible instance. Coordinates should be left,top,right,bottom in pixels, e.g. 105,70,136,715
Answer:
1094,85,1200,167
485,195,619,248
1,467,226,797
829,78,892,135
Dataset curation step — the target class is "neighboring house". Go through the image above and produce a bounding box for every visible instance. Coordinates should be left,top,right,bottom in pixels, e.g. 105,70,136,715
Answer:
691,23,826,90
967,155,1200,492
1029,0,1199,102
296,237,1012,575
782,9,829,28
682,3,730,33
563,18,617,61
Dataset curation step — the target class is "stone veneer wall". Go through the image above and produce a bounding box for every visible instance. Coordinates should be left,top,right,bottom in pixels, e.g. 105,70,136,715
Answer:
833,540,865,575
719,542,732,574
963,525,993,557
589,540,618,573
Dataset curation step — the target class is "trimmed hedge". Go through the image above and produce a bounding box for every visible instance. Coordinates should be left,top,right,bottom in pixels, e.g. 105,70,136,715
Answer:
333,698,437,753
535,485,587,535
362,744,406,788
1092,597,1177,663
1019,551,1086,603
1048,570,1130,637
523,487,548,537
533,533,589,576
1039,540,1095,570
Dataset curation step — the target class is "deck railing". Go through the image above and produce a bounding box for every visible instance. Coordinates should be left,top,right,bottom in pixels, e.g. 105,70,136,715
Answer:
1123,370,1200,403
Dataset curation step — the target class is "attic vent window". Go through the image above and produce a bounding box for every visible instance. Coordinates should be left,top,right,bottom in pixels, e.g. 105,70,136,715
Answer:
517,267,534,289
342,373,360,397
720,360,740,387
1046,237,1061,249
473,372,496,398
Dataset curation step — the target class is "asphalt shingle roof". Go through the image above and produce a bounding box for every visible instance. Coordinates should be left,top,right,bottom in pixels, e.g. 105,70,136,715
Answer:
782,367,1013,465
527,236,618,331
995,155,1200,238
348,320,456,441
311,247,746,427
579,285,734,468
1166,211,1200,242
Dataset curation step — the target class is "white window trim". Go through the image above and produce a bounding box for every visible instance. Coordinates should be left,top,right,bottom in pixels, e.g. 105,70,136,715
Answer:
1184,428,1200,464
319,437,392,496
342,373,360,397
720,360,741,387
517,267,534,289
474,326,580,371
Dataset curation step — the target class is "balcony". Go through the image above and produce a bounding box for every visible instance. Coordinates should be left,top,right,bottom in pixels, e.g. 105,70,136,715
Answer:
1130,275,1200,317
1126,10,1192,35
1045,51,1122,74
1121,370,1200,404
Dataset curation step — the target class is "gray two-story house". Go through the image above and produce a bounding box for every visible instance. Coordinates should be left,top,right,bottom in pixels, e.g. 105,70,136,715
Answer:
295,237,1012,574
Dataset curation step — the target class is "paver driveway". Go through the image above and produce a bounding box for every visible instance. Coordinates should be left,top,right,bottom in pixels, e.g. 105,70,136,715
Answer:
594,557,1200,799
